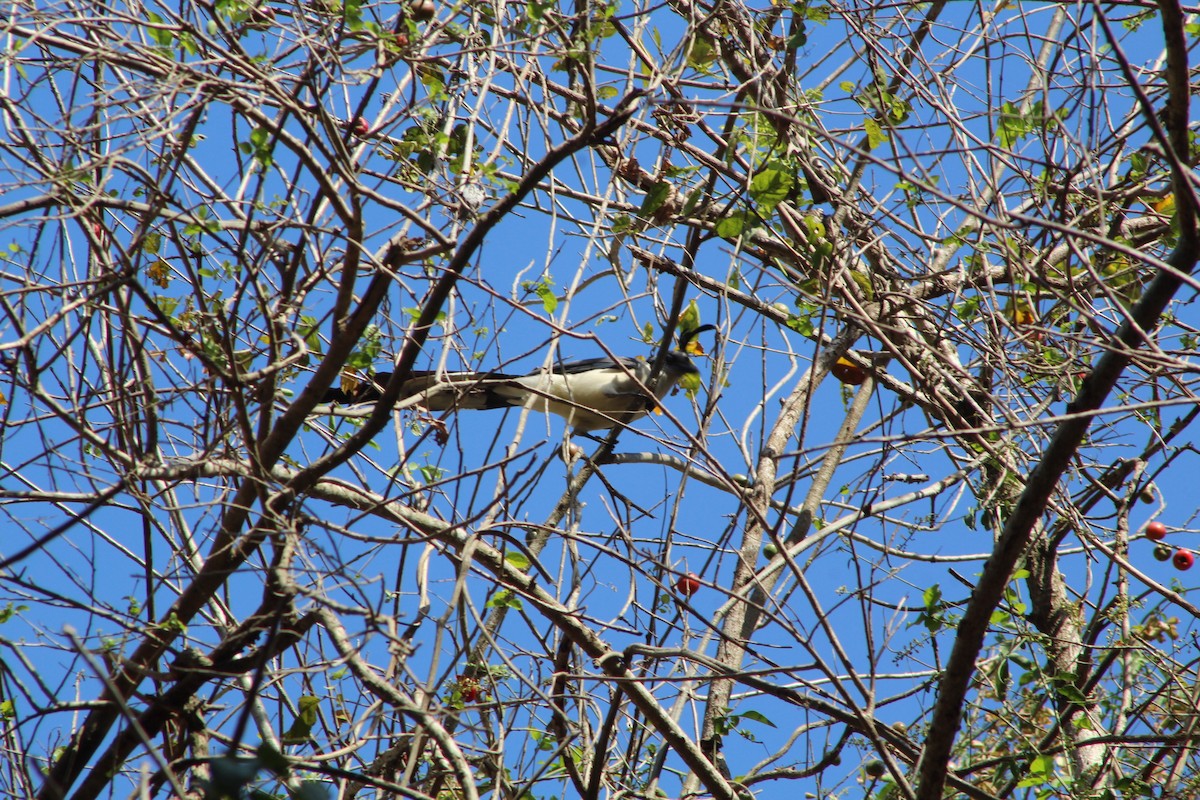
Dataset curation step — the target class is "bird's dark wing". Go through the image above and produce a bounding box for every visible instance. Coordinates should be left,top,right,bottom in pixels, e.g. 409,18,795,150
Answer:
544,356,641,376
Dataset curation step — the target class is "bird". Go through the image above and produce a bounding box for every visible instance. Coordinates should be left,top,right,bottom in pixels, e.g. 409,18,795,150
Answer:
321,325,715,432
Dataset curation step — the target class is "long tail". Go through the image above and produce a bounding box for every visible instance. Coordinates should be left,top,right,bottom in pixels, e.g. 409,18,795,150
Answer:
322,371,519,411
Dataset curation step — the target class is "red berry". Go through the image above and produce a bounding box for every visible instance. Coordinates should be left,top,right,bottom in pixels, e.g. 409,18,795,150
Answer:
674,572,701,597
1145,521,1167,541
1153,544,1172,562
90,221,111,247
1172,549,1194,571
348,117,369,136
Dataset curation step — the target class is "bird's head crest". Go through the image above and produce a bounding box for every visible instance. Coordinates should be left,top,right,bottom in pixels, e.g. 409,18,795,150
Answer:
677,324,716,356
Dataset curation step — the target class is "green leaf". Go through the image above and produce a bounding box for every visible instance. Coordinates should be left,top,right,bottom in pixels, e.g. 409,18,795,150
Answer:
1054,681,1089,706
864,118,887,149
994,657,1010,700
715,210,756,238
784,313,814,338
1016,753,1055,787
914,584,949,632
681,187,704,216
997,101,1026,148
737,709,776,728
1004,583,1027,616
247,126,274,168
416,64,445,96
677,371,701,396
282,696,321,744
639,181,672,217
679,300,702,336
749,161,793,211
847,269,874,299
521,276,558,313
146,12,175,47
486,589,523,610
416,464,445,484
344,324,382,369
953,295,982,322
298,315,323,356
686,34,716,70
505,551,531,570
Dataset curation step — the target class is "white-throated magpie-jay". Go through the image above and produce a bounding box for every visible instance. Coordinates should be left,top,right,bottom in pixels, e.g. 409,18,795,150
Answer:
322,325,714,432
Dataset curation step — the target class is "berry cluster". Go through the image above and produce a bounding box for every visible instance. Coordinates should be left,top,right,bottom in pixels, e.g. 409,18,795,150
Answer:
452,673,487,705
1145,522,1193,571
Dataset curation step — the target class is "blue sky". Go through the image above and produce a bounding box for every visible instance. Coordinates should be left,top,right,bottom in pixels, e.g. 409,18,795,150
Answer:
1,1,1198,798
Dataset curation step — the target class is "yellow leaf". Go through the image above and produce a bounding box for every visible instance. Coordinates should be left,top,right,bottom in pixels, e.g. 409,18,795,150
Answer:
1006,301,1035,326
1153,194,1175,215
